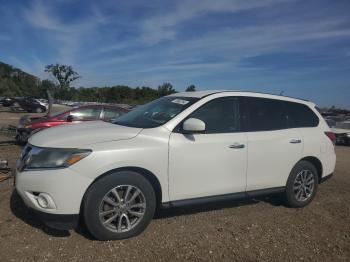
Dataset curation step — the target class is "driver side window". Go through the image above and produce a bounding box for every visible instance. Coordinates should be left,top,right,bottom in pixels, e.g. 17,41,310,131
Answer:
187,97,240,134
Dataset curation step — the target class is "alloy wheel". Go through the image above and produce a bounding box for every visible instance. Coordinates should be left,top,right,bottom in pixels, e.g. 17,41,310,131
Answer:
99,185,146,233
293,170,315,202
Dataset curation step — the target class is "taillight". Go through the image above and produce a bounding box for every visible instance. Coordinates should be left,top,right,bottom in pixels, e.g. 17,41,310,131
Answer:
325,131,336,145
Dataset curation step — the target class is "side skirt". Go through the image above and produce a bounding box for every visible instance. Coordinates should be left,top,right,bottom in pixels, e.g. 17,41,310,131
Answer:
162,187,285,208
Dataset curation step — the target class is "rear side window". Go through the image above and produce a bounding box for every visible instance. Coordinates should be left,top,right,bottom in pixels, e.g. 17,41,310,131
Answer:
243,97,287,132
103,108,124,121
65,107,102,121
284,101,319,128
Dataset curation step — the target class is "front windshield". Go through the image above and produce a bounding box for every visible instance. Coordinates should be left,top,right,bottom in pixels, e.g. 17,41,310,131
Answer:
114,96,199,128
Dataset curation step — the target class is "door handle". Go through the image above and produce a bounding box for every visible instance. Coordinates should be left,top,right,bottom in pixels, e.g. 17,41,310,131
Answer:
290,139,302,144
229,143,245,149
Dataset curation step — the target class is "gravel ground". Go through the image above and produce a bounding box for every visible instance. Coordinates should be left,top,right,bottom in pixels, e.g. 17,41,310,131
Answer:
0,108,349,261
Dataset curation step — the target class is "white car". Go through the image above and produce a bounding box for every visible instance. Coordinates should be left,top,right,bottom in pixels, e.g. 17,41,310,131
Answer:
15,91,336,240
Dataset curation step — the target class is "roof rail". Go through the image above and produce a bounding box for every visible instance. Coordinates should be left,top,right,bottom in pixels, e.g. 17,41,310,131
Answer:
202,90,310,102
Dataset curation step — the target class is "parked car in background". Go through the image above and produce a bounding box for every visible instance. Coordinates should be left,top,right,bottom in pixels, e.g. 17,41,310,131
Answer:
16,104,129,143
2,97,17,107
325,118,336,128
16,97,48,113
332,121,350,146
1,97,47,112
15,91,336,240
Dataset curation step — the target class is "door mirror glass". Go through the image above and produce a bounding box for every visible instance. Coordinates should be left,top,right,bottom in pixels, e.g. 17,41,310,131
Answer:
183,118,205,133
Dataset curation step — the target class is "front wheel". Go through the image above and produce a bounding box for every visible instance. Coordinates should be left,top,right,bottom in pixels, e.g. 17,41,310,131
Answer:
83,171,156,240
285,161,318,208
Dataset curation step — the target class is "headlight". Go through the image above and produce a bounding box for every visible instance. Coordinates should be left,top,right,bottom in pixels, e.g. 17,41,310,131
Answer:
23,146,91,170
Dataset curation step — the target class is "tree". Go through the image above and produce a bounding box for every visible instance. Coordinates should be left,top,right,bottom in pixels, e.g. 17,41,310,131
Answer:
157,82,176,97
2,60,185,104
45,64,80,88
39,79,56,98
45,64,80,99
185,84,196,92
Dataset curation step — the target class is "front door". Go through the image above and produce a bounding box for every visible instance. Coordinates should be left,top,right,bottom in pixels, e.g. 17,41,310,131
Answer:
169,97,247,201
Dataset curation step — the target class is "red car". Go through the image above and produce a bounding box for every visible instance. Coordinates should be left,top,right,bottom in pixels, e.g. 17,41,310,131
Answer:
16,104,129,143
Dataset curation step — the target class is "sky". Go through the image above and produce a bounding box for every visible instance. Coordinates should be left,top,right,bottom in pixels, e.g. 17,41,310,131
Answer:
0,0,349,108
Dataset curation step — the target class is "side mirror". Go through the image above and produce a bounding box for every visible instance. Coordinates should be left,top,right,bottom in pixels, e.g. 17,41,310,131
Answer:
183,118,205,133
66,115,75,122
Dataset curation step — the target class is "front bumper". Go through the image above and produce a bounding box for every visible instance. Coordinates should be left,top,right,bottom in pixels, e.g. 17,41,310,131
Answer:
31,208,79,230
15,167,93,228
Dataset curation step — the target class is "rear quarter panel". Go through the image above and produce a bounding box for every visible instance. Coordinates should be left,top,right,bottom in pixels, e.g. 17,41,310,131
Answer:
299,105,336,178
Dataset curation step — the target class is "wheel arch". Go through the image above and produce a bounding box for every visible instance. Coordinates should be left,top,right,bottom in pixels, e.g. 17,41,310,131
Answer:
299,156,323,182
81,166,163,213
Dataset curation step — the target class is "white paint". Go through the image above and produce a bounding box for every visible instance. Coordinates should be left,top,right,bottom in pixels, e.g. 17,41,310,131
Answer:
16,91,336,216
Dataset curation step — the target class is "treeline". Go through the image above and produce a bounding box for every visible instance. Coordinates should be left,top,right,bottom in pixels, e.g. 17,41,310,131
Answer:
0,61,181,104
55,83,176,104
0,61,47,98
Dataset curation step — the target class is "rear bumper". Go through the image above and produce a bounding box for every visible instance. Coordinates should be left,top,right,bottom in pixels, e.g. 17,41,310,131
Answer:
31,208,79,230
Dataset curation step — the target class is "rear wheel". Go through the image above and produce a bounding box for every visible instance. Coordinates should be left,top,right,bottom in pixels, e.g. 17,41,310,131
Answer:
83,171,156,240
35,107,43,113
285,160,318,208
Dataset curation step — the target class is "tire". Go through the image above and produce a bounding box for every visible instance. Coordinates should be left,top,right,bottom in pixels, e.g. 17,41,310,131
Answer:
285,160,319,208
35,107,43,113
83,171,156,240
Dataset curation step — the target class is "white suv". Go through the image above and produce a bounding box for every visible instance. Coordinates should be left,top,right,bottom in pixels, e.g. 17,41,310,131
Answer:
15,91,336,240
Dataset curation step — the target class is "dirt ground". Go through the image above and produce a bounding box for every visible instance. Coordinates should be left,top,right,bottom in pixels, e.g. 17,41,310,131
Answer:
0,107,349,262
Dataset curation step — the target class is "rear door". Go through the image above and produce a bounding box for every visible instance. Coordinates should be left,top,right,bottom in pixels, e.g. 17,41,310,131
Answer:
243,97,303,191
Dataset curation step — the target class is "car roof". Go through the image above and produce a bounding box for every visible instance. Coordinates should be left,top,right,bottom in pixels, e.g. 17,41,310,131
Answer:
168,90,313,106
167,90,228,98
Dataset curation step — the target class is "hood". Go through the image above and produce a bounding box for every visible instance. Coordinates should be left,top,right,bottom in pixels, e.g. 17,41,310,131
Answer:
28,121,142,148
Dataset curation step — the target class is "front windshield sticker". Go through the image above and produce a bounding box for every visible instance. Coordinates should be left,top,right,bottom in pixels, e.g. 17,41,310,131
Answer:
171,99,189,105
